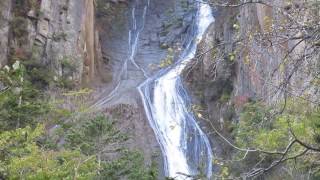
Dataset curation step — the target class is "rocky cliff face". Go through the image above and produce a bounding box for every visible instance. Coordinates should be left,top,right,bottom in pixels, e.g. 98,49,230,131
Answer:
0,0,12,68
183,6,238,159
183,0,319,165
0,0,100,86
93,0,198,175
235,1,319,104
2,0,317,177
0,0,197,173
95,0,194,106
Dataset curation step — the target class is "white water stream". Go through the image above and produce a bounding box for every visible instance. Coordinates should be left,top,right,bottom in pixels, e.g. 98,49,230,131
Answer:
92,0,214,178
92,0,150,108
139,1,214,179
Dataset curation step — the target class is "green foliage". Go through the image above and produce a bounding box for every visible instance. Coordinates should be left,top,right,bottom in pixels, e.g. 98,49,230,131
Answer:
55,77,75,89
13,0,40,15
0,114,158,179
61,57,77,76
65,115,128,155
49,57,78,89
65,115,158,180
231,99,320,178
180,0,194,12
236,100,319,151
0,125,99,180
28,66,54,88
0,61,49,131
10,17,28,41
228,53,236,62
52,32,68,41
235,101,273,148
159,48,174,68
101,150,158,180
0,60,158,179
219,90,232,103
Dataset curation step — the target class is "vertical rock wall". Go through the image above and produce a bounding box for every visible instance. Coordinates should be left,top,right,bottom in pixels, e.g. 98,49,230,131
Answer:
183,7,238,159
1,0,101,86
235,1,319,105
0,0,12,67
183,0,319,160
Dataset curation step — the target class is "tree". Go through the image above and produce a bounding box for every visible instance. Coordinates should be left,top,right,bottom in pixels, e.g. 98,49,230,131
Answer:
0,61,49,131
234,100,320,178
0,124,99,179
65,115,158,180
65,115,128,156
0,61,158,179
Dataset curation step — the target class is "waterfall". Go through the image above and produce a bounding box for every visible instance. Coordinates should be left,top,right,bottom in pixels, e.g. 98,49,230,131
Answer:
92,0,214,178
139,1,214,179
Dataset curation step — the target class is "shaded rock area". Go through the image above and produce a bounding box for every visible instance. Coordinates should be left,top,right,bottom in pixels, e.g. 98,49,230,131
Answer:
104,104,165,178
234,1,320,104
183,0,320,177
183,6,238,160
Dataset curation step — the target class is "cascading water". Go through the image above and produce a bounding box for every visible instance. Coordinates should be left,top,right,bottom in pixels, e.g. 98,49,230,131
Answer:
128,0,149,78
139,1,214,179
92,0,214,178
92,0,150,108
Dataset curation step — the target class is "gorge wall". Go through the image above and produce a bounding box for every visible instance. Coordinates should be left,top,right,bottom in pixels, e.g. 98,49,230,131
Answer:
183,0,319,177
0,0,100,86
1,0,318,178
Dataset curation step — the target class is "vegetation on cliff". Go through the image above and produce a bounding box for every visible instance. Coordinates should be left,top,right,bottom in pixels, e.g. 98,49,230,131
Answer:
220,100,320,179
1,0,319,179
193,0,320,179
0,62,157,179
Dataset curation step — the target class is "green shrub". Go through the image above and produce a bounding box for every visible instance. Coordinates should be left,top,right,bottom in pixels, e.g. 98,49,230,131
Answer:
0,61,49,131
65,115,158,180
52,32,68,42
101,149,158,180
0,124,99,180
228,100,320,178
65,115,128,155
219,91,231,103
10,17,28,41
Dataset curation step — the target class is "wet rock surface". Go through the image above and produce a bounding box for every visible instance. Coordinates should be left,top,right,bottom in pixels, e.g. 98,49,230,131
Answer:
104,103,165,178
95,0,195,106
93,0,198,174
182,7,238,161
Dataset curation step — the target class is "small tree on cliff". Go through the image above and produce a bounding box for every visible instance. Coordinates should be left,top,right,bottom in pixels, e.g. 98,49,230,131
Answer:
197,0,320,179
